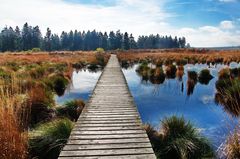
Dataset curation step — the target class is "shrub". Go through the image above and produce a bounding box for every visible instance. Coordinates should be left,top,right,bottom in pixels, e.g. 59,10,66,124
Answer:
57,99,85,121
29,118,74,159
31,48,41,52
96,47,105,53
145,116,214,159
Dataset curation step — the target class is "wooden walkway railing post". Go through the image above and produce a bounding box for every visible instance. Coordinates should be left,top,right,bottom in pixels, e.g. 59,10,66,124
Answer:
58,55,156,159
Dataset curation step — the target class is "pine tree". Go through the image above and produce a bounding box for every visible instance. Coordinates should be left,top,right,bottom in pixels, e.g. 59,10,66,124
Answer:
15,26,22,51
22,23,32,50
44,28,52,51
123,32,130,50
32,26,42,49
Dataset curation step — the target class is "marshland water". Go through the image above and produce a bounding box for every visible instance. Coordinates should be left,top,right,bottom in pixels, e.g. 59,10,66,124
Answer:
122,62,240,150
55,61,239,151
55,68,102,104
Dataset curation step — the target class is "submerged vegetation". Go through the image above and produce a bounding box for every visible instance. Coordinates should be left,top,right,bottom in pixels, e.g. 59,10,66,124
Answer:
144,116,214,159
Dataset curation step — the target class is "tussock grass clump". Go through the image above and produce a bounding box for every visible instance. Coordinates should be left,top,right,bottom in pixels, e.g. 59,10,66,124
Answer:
223,129,240,159
218,68,230,80
215,67,240,116
165,64,177,79
215,79,240,116
29,66,46,79
0,68,11,80
28,83,55,126
230,67,240,78
144,116,214,159
176,65,184,81
57,99,85,121
45,75,69,96
136,62,151,81
198,69,213,85
29,118,73,159
149,67,166,84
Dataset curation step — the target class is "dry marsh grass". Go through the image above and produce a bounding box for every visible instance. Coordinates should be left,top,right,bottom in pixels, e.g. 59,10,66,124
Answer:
117,49,240,65
0,51,110,65
0,75,29,159
0,51,110,158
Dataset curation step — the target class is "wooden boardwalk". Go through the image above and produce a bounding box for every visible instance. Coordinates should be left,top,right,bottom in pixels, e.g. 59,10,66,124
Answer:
59,55,156,159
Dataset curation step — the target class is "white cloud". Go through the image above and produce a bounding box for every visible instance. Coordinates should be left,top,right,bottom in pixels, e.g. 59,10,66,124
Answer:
220,20,235,29
176,25,240,47
218,0,237,2
0,0,239,47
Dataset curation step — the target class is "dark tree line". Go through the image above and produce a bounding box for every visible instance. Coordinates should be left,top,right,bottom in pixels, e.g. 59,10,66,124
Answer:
0,23,188,52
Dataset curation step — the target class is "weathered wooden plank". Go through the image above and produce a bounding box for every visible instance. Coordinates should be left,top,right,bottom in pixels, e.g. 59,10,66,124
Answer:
59,154,156,159
71,130,146,135
58,55,155,159
72,126,142,131
63,143,152,150
75,123,142,127
69,134,148,139
60,148,154,157
76,120,141,124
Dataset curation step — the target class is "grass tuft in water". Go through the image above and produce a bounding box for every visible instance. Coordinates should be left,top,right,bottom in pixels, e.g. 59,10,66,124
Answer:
29,118,73,159
145,116,214,159
57,99,85,121
198,69,213,85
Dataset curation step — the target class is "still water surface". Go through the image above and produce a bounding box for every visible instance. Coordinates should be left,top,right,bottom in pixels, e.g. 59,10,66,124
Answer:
55,63,239,150
55,69,101,104
122,62,240,149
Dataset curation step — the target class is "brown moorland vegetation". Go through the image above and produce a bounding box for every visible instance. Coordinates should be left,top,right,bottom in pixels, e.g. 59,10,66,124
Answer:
117,49,240,65
0,51,110,159
0,51,110,65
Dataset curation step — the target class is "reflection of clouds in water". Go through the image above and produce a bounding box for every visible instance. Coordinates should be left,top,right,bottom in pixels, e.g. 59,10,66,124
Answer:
55,70,102,104
200,95,214,104
72,70,101,92
123,65,140,84
229,62,240,68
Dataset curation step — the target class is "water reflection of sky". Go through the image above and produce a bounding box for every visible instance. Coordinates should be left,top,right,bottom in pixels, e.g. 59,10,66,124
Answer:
55,69,101,105
122,63,239,150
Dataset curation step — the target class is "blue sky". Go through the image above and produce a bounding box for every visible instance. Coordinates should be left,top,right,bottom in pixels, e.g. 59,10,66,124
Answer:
0,0,239,47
